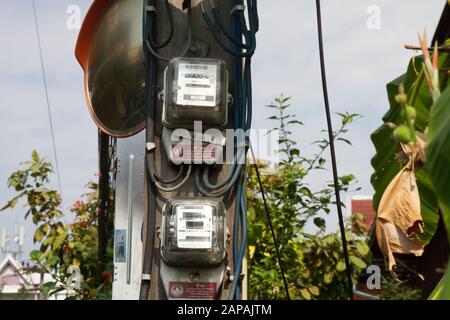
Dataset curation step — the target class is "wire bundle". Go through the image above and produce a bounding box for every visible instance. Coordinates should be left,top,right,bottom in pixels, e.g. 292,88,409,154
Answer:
140,0,259,300
199,0,259,300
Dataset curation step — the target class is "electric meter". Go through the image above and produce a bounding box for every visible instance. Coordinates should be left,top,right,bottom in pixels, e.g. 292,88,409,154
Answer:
162,127,225,165
162,58,229,129
160,199,226,266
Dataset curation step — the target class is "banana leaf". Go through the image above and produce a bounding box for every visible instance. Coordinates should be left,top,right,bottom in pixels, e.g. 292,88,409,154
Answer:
425,48,450,300
370,53,450,244
428,259,450,300
428,84,450,240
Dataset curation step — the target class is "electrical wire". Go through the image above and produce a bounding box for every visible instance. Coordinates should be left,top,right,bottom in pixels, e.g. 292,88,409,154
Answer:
201,0,256,58
198,0,259,299
145,6,192,62
154,164,185,184
149,163,192,192
141,0,259,300
249,143,290,300
196,0,257,196
228,184,247,299
32,0,63,197
140,0,157,299
315,0,354,300
140,0,194,298
147,0,174,49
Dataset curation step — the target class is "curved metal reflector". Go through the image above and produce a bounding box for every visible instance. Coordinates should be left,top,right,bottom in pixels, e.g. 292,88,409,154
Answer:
76,0,145,138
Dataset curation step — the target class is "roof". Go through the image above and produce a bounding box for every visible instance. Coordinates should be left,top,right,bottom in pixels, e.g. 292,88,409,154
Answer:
0,255,30,293
350,197,376,232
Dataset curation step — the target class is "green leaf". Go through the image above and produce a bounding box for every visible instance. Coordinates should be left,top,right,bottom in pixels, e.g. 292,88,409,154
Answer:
356,242,370,256
324,272,334,284
313,217,326,229
52,234,67,251
49,287,66,297
349,255,367,269
428,85,450,239
30,250,42,261
34,228,44,243
308,286,320,296
31,150,40,163
429,262,450,300
300,288,311,300
290,149,300,157
46,255,60,267
336,261,346,272
337,138,352,146
41,281,57,296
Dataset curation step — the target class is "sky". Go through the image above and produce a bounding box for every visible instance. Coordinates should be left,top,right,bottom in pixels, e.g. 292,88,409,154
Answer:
0,0,446,261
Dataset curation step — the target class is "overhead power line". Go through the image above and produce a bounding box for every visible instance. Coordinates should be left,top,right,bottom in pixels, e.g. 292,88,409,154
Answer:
31,0,63,197
315,0,354,300
249,143,291,300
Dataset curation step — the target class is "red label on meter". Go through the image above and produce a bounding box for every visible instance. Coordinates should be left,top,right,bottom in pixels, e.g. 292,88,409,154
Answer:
172,143,217,162
169,282,217,299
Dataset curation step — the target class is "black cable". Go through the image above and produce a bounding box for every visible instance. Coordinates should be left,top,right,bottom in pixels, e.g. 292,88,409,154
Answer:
250,147,290,300
315,0,354,300
154,163,184,184
140,0,159,300
148,0,174,49
32,0,63,198
145,6,192,62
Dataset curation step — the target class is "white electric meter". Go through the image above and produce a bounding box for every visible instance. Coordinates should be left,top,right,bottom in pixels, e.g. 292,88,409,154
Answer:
162,58,229,129
160,199,226,266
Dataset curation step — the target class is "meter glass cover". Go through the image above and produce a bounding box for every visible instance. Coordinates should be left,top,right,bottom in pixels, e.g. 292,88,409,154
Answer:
161,199,226,266
162,58,228,129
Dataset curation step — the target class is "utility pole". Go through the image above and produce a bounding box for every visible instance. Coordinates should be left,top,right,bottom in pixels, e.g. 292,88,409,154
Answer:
146,0,237,300
76,0,257,300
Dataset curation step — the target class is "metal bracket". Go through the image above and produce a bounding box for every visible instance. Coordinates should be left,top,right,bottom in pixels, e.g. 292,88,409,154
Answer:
224,267,245,289
158,91,164,102
142,274,151,281
146,142,156,152
156,225,161,239
225,266,232,289
227,93,234,105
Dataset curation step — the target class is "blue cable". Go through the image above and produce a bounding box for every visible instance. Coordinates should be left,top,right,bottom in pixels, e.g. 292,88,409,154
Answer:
228,185,248,299
196,0,258,300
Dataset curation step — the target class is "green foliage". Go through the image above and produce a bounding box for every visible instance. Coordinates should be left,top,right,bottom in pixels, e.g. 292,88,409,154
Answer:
1,152,113,300
371,37,450,299
428,85,450,240
429,268,450,300
426,70,450,301
248,96,370,300
370,51,450,245
379,277,422,300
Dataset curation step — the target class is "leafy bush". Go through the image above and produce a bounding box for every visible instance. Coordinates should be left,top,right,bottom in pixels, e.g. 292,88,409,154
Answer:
248,96,370,300
1,151,113,300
